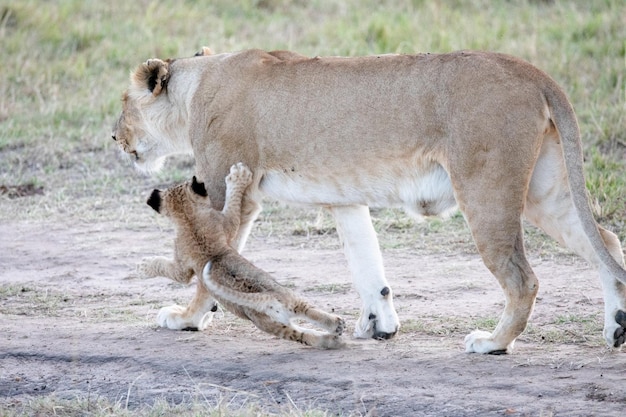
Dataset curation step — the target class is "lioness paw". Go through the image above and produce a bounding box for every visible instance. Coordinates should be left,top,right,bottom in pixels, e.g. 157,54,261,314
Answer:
226,162,253,188
464,330,512,354
609,310,626,348
354,301,400,340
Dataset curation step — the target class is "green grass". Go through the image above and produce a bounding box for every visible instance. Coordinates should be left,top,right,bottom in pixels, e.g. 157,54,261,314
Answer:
1,0,625,414
1,0,624,236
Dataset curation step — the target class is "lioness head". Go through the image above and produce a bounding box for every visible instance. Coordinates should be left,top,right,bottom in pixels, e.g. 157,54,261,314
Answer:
112,54,200,173
147,176,209,219
112,48,218,172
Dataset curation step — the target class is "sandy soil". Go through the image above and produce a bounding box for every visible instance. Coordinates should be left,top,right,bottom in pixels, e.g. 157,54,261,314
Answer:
1,218,625,416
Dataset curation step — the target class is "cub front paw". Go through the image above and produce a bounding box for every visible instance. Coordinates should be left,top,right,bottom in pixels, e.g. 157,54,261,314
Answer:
137,257,158,278
156,305,213,331
226,162,253,187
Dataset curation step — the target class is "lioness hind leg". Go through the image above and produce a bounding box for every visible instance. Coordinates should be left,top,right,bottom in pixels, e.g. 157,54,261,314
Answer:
157,280,218,331
462,224,539,354
450,147,540,354
524,138,626,348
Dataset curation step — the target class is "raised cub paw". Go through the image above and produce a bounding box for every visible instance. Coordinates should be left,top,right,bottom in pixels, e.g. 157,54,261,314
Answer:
226,162,253,188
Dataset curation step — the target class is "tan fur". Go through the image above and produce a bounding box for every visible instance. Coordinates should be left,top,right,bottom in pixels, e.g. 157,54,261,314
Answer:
138,163,345,349
115,48,626,353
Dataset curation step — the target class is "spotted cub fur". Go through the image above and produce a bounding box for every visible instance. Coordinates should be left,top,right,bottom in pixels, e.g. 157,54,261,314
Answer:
139,163,345,349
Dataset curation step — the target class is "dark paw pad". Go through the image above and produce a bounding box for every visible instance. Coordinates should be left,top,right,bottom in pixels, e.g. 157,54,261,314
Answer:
335,318,346,335
488,349,508,355
182,327,199,332
373,331,396,340
613,310,626,347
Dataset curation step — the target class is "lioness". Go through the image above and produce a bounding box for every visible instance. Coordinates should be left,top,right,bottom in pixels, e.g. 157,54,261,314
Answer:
114,47,626,354
139,163,346,349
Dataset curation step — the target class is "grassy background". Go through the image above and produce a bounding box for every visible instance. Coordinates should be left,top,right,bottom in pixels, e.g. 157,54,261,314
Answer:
1,0,625,415
0,0,624,236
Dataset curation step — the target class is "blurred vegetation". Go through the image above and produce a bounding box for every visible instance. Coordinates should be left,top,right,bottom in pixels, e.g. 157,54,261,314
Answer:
1,0,623,235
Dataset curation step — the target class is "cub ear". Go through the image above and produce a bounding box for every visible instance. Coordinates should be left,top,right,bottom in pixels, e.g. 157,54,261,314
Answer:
191,176,208,197
146,189,162,213
131,59,170,96
194,46,214,57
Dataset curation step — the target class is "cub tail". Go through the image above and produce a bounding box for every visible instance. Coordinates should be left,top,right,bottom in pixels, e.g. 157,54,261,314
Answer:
201,261,283,314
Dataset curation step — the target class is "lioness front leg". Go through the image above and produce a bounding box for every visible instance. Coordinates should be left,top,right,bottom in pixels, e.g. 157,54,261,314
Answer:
330,205,400,339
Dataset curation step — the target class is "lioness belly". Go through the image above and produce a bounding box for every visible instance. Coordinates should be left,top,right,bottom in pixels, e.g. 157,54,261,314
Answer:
259,159,457,218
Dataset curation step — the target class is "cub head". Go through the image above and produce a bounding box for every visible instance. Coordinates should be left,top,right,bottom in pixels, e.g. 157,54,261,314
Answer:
147,176,210,219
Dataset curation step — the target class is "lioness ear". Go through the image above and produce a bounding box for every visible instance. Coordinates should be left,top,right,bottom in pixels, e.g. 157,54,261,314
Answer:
191,176,208,197
146,189,162,213
132,59,170,96
194,46,213,57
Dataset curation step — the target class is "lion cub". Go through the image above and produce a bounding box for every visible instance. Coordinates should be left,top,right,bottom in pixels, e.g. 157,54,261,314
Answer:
139,163,345,349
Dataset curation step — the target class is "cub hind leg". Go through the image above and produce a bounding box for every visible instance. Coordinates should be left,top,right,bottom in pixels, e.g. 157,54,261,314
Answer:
203,258,346,347
251,313,345,349
290,299,346,336
138,256,217,331
156,280,218,331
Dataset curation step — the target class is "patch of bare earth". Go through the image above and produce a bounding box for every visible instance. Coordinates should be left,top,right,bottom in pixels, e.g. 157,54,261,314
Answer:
1,218,625,416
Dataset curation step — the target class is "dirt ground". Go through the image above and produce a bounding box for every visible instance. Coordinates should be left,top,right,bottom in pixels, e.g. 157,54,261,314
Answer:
1,216,626,416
